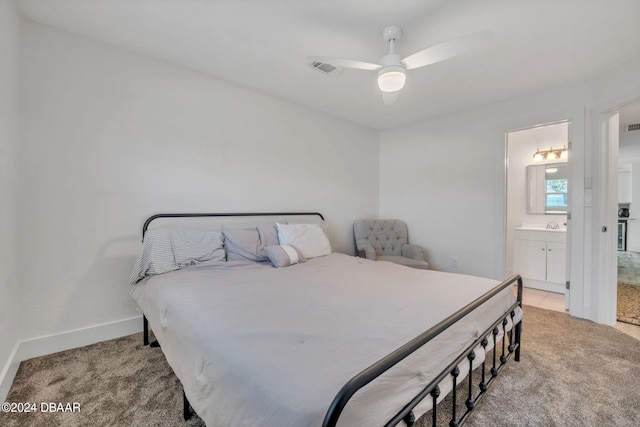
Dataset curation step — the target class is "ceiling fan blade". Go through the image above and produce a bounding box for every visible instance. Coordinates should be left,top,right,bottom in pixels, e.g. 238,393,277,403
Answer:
382,91,399,106
306,56,381,71
401,30,493,70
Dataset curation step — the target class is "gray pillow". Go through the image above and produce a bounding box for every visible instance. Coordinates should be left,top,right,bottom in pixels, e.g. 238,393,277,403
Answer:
257,223,279,248
265,245,306,268
222,226,269,262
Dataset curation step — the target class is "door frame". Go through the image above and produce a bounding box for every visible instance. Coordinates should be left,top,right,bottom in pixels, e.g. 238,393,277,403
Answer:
596,96,640,325
595,112,619,324
504,119,574,310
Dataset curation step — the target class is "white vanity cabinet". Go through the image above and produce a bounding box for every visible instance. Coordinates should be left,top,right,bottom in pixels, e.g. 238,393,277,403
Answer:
513,228,566,294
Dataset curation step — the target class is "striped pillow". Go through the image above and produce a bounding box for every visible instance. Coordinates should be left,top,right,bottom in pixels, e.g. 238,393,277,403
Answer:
130,228,225,284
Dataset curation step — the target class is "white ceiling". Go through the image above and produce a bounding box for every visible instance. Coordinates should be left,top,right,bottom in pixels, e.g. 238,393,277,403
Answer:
13,0,640,130
620,103,640,127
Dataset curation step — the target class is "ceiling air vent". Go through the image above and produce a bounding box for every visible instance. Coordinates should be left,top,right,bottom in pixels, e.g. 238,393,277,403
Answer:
308,60,341,76
627,123,640,132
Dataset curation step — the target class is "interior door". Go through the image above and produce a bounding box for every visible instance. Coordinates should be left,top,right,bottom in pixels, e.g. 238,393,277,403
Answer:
564,123,572,309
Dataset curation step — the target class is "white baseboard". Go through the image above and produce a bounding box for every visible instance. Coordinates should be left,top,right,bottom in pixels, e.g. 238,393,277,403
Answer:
522,278,566,294
0,343,20,403
0,316,143,402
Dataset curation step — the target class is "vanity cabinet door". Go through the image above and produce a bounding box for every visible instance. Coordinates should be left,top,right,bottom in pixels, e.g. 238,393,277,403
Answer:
513,239,547,281
546,242,566,284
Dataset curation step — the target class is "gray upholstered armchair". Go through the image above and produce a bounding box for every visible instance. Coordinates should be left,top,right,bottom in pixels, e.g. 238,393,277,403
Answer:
353,219,429,269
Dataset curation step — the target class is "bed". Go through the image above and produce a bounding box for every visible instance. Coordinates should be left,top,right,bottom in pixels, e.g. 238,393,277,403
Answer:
130,212,522,427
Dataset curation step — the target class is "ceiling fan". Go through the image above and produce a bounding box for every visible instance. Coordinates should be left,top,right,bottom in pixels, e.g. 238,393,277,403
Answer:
307,26,493,105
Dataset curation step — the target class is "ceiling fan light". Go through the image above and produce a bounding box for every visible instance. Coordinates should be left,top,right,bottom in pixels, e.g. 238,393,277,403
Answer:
377,65,406,92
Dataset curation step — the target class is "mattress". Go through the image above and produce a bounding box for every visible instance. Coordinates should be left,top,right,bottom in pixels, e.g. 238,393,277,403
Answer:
131,252,521,427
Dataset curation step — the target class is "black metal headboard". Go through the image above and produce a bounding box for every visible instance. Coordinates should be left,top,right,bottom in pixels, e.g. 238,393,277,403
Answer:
141,212,325,240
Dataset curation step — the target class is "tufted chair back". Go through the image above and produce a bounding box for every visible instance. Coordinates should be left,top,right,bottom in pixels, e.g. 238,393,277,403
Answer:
353,219,429,269
354,219,409,256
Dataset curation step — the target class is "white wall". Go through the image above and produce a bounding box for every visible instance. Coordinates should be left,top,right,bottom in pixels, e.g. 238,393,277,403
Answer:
380,50,640,325
593,53,640,109
379,82,590,283
16,21,379,342
0,0,20,398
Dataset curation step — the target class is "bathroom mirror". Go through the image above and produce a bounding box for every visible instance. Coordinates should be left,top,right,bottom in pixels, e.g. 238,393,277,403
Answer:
527,162,568,214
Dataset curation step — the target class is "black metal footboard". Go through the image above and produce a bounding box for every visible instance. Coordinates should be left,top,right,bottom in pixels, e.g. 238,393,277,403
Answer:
323,274,523,427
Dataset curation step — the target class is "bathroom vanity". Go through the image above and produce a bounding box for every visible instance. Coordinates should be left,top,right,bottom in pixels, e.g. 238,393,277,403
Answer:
512,225,566,294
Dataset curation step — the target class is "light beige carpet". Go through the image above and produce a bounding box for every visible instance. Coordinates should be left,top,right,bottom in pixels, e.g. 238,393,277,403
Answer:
617,250,640,325
617,283,640,325
2,305,639,427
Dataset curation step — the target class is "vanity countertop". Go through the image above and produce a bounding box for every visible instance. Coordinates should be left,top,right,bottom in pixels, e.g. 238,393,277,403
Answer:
514,226,567,243
514,226,566,233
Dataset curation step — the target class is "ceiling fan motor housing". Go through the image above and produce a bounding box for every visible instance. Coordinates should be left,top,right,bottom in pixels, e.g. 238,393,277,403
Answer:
377,26,406,92
382,25,402,42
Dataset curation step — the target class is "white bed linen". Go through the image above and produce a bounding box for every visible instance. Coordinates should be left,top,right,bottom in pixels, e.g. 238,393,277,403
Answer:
131,253,521,427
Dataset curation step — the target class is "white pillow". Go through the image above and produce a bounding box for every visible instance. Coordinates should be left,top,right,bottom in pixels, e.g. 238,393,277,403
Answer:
276,222,332,259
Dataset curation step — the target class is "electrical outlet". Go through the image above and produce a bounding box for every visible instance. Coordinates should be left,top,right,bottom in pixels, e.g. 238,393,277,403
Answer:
451,257,459,269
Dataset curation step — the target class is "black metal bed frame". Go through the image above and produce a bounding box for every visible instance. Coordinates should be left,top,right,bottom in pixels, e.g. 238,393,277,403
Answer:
323,274,522,427
136,212,522,427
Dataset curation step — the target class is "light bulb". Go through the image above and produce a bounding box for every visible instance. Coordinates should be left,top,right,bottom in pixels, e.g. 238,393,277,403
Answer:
533,149,543,161
560,147,568,159
377,66,406,92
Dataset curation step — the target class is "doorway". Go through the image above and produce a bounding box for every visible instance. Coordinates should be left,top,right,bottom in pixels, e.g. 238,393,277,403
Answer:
505,121,571,311
615,102,640,326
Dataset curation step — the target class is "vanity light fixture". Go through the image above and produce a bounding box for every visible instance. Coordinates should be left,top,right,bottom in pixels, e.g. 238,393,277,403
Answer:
560,146,568,160
533,146,568,162
533,149,544,162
